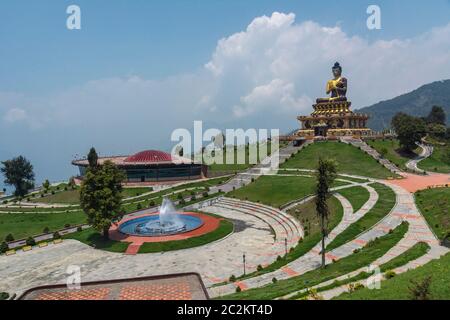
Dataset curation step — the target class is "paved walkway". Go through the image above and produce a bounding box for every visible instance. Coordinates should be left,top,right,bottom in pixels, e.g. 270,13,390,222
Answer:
405,143,433,174
387,173,450,193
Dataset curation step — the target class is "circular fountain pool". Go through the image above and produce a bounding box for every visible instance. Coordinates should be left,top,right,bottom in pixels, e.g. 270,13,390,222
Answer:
119,214,204,237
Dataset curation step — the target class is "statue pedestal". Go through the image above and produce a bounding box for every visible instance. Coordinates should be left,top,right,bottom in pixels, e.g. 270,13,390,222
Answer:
296,100,371,138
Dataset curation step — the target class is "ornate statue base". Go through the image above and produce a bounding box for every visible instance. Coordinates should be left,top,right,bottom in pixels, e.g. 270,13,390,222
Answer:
296,101,371,138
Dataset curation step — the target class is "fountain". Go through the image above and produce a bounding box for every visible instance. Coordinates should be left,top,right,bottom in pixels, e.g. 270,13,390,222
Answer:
118,197,204,237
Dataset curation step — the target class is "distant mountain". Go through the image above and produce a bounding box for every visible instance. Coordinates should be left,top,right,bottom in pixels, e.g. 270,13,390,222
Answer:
357,80,450,131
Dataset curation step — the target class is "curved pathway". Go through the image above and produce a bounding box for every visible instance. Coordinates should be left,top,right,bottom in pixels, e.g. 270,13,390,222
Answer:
0,206,285,296
405,143,433,174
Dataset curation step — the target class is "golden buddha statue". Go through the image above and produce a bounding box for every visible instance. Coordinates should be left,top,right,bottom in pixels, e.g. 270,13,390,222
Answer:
316,62,347,104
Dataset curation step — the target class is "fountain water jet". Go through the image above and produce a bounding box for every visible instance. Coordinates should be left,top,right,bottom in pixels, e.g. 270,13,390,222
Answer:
118,197,203,237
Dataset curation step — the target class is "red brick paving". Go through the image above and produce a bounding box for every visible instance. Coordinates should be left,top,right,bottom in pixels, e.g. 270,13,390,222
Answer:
119,283,192,300
387,173,450,193
35,288,111,300
21,274,208,300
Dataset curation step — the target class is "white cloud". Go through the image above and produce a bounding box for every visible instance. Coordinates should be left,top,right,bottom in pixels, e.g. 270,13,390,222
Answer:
2,12,450,141
3,108,27,123
233,79,312,118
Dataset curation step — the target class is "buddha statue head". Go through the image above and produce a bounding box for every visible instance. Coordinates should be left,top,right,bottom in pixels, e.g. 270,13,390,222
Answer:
332,62,342,78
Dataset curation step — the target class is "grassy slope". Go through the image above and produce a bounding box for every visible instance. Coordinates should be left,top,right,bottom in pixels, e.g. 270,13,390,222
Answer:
218,222,408,300
335,252,450,300
415,188,450,240
224,196,344,283
291,241,430,299
281,141,394,179
419,143,450,173
35,187,153,205
337,186,371,213
228,175,348,208
0,211,86,241
208,142,288,173
64,228,130,252
326,183,396,251
366,139,419,170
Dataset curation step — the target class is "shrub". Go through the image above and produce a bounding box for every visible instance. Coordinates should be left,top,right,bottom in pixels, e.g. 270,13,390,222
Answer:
276,255,282,261
5,234,14,242
0,292,9,300
51,190,56,195
235,286,241,293
177,193,183,200
229,275,236,282
136,203,142,210
26,237,36,246
43,227,50,234
149,200,155,206
64,224,71,228
272,277,278,283
202,191,209,198
257,264,263,271
190,191,195,196
0,241,9,254
409,276,432,300
77,226,83,232
385,270,396,279
53,232,61,240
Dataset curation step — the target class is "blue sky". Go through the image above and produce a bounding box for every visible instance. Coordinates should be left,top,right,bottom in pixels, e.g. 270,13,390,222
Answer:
2,0,450,93
1,0,450,190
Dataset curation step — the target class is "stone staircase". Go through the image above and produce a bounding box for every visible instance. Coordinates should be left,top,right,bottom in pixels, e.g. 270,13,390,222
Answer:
207,197,303,250
211,141,310,193
340,137,402,175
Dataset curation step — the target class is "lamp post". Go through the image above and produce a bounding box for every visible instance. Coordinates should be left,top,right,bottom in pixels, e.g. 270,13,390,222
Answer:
285,238,288,256
243,253,246,276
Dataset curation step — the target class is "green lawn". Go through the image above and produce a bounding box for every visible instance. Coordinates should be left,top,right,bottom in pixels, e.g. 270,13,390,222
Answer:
208,142,288,173
281,141,395,179
326,183,396,251
0,210,86,241
34,187,153,205
219,196,344,284
138,219,233,253
335,251,450,300
418,143,450,174
415,188,450,240
64,228,131,252
366,139,419,170
337,186,371,213
34,189,81,204
291,241,430,299
228,175,349,208
218,222,408,300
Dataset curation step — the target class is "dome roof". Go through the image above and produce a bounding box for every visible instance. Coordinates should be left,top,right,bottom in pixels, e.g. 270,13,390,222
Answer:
124,150,173,163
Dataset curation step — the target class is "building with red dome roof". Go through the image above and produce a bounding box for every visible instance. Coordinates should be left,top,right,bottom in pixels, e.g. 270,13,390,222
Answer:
72,150,207,183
